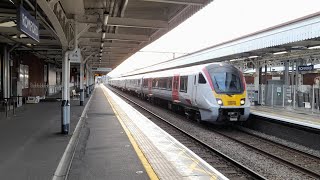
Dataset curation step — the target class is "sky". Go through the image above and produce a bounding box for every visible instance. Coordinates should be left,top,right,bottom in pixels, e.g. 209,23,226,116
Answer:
108,0,320,77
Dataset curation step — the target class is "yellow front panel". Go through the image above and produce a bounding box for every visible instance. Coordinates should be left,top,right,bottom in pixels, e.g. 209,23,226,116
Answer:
213,91,246,106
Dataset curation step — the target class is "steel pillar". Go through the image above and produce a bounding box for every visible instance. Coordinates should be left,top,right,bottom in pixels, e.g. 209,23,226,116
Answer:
61,51,70,134
284,61,289,85
61,19,78,134
86,64,90,97
79,57,84,106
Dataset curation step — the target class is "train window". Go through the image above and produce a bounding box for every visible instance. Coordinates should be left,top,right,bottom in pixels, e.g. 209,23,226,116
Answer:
198,73,206,84
143,79,148,87
180,76,188,93
159,78,166,89
167,77,172,91
152,79,159,89
194,75,196,85
138,79,141,86
210,72,243,93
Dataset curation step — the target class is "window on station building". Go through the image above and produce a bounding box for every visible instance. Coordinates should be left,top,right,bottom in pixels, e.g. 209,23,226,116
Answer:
167,77,172,91
198,73,206,84
179,76,188,93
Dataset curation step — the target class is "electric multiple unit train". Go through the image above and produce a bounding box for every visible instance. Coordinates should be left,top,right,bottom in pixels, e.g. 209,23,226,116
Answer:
109,63,250,123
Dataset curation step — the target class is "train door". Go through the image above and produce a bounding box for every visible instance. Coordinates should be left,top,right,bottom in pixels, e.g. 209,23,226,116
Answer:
192,74,198,106
195,72,208,107
172,75,179,102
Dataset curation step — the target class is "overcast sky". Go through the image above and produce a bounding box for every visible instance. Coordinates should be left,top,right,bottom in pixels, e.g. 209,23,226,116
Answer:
108,0,320,77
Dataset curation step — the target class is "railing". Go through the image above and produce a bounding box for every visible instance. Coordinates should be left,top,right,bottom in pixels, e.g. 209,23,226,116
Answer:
247,84,320,114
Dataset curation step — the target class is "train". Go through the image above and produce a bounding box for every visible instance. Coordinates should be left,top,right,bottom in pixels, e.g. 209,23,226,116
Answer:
109,63,250,123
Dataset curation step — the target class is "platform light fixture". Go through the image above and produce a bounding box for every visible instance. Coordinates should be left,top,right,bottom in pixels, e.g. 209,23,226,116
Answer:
273,51,287,55
103,12,109,26
248,55,259,59
0,21,16,27
102,32,106,39
308,45,320,49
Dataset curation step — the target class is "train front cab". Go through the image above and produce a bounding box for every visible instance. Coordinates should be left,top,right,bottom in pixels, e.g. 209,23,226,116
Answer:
202,64,250,123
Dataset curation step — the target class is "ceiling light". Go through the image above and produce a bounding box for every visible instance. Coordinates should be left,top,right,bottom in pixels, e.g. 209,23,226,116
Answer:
26,43,32,46
248,56,258,58
20,34,27,38
308,45,320,49
103,12,109,26
0,21,16,27
100,43,104,48
273,51,287,55
102,32,106,39
11,35,18,39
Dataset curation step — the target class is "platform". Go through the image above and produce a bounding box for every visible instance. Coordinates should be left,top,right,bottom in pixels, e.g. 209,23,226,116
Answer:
250,106,320,129
0,96,88,179
67,85,227,180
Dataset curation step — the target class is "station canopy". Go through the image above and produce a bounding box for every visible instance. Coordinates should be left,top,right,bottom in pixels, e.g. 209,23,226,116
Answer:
0,0,213,71
124,11,320,76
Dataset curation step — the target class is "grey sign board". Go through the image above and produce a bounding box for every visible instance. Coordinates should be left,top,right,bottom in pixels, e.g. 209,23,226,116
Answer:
17,5,40,42
298,65,314,71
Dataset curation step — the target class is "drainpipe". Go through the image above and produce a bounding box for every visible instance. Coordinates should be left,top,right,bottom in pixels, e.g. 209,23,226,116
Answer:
61,18,78,134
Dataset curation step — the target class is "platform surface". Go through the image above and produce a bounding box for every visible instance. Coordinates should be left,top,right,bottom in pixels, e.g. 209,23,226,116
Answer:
0,97,88,180
68,86,150,180
68,85,227,180
251,105,320,129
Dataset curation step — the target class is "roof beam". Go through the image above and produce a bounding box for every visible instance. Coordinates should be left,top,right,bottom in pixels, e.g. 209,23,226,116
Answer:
0,27,52,36
76,16,168,29
141,0,205,5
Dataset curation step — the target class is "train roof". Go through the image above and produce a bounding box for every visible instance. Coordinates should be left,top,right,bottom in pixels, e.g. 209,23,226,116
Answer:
110,62,237,80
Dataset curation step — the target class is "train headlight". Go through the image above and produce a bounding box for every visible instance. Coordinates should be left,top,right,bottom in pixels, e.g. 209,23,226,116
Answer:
216,99,223,105
240,99,245,105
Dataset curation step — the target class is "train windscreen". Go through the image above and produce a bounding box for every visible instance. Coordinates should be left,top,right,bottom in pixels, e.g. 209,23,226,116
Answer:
209,71,243,94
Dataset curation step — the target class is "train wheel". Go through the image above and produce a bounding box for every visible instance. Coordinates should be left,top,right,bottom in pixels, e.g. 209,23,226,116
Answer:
195,112,202,124
167,102,172,110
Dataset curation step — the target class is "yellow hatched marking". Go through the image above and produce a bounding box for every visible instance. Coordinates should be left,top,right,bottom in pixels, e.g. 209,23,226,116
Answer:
101,88,159,180
188,161,217,179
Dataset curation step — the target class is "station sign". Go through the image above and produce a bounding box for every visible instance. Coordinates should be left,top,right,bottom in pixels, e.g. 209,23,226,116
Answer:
298,65,314,71
91,67,112,72
69,48,81,63
17,5,39,42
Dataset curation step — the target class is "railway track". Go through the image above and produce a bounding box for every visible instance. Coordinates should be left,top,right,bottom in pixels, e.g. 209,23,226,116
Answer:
108,85,320,179
109,87,265,180
211,127,320,179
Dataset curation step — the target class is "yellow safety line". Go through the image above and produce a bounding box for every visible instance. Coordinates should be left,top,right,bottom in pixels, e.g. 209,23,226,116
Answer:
101,88,159,180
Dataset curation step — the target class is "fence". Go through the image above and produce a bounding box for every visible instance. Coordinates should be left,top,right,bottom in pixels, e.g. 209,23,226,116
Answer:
247,84,320,114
